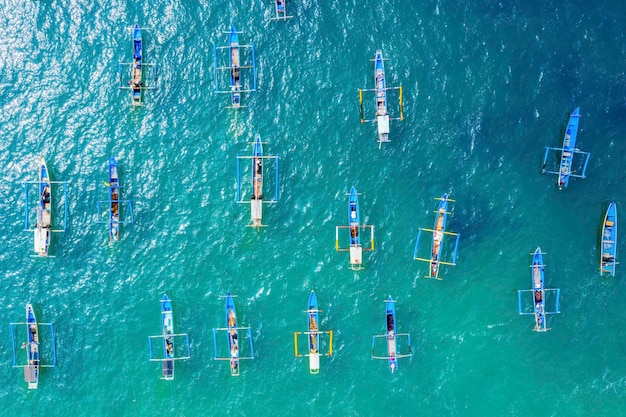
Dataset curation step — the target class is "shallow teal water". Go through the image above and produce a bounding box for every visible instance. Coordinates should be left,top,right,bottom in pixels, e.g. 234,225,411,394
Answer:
1,0,626,416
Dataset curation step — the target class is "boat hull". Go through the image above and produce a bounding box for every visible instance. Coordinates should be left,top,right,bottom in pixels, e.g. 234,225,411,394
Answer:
385,297,398,373
557,108,580,189
131,24,143,105
108,158,120,241
26,304,39,389
348,186,360,246
225,293,240,376
307,291,320,374
374,50,389,142
601,202,617,276
35,158,51,257
161,295,175,380
430,194,449,278
531,247,547,331
229,26,241,107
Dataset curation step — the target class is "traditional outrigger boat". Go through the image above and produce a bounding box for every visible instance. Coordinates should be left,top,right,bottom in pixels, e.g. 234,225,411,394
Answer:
371,296,412,373
108,158,121,241
148,294,190,380
542,107,590,189
118,23,157,106
213,25,257,108
212,293,255,376
414,194,460,279
24,157,67,257
335,187,375,270
236,135,279,229
9,304,56,389
517,248,561,332
35,158,51,257
293,291,333,374
270,0,293,20
359,50,403,148
600,202,618,276
96,158,134,241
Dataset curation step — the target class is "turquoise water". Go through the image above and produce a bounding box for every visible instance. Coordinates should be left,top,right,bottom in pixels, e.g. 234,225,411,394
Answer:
1,0,626,415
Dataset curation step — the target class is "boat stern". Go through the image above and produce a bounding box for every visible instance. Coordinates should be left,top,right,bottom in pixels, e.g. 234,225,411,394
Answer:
251,199,263,228
34,227,49,256
350,246,362,269
377,115,390,142
309,352,320,374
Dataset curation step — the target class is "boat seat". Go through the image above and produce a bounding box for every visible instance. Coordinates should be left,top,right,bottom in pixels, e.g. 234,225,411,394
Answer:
606,221,614,227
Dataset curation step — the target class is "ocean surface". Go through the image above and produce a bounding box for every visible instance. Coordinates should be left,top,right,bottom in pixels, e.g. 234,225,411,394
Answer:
1,0,626,416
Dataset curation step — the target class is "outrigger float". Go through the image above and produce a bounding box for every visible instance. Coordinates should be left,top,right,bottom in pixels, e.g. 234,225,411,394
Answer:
148,294,191,380
600,202,618,277
414,194,460,279
118,23,158,106
335,186,375,270
23,157,67,257
213,25,257,108
270,0,293,20
96,157,134,242
371,296,412,373
236,134,279,230
293,291,333,374
9,304,56,389
542,107,590,189
517,248,561,332
359,50,403,148
212,293,255,376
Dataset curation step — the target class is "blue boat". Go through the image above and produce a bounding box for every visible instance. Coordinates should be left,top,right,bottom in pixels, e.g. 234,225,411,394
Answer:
34,158,51,257
542,108,590,189
517,248,560,332
414,194,460,279
225,292,241,376
348,186,360,248
108,158,121,241
359,50,403,147
130,24,143,105
384,297,398,373
601,202,618,276
25,304,40,389
251,135,263,228
118,23,157,106
271,0,293,20
148,295,190,379
293,291,333,374
371,296,412,373
335,187,375,270
213,26,257,108
228,26,242,108
160,295,175,380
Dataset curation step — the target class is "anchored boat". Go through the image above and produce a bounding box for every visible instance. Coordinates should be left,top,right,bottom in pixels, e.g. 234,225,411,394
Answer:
148,294,190,380
271,0,293,20
236,135,279,229
213,25,257,108
517,248,561,332
96,158,134,241
24,157,67,257
541,107,590,189
118,23,157,106
371,297,412,373
359,50,403,147
600,202,618,276
35,158,51,257
293,291,333,374
414,194,460,279
9,304,56,389
212,293,255,376
335,187,375,270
